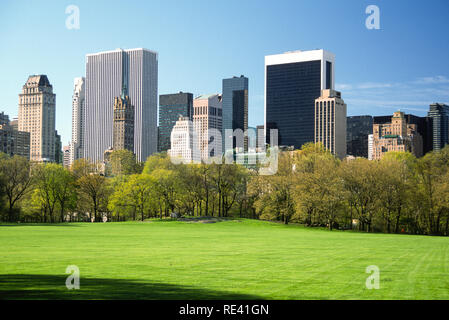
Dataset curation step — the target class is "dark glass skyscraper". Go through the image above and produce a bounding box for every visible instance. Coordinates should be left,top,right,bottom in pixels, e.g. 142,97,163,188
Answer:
428,103,449,151
158,92,193,152
222,76,248,152
264,50,335,149
346,116,373,158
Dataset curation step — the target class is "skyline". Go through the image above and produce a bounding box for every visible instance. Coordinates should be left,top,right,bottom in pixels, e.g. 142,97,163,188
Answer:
0,0,448,145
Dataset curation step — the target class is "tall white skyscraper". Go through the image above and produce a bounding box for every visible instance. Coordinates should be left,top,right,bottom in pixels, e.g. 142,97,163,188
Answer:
70,77,85,166
84,48,158,162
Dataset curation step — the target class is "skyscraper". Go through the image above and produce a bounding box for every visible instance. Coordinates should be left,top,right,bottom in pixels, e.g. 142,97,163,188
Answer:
427,103,449,152
113,90,134,152
168,116,200,163
314,89,347,159
265,49,335,149
0,112,30,159
18,75,56,162
222,76,248,152
193,94,222,160
346,116,373,158
70,77,85,166
84,48,158,162
158,92,193,153
63,145,71,168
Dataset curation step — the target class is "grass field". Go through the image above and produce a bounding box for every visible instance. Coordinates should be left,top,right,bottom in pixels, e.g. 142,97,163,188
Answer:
0,219,448,300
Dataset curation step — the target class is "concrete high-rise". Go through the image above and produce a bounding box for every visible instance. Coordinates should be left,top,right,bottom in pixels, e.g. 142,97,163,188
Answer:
314,89,347,159
63,145,71,168
18,75,56,162
193,94,223,160
222,76,248,152
427,103,449,152
158,92,193,153
70,77,85,166
84,48,158,162
0,112,30,159
168,116,200,163
265,49,335,149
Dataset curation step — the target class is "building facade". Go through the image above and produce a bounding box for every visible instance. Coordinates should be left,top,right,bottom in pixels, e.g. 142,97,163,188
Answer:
55,130,62,164
168,116,200,163
265,49,335,149
346,115,373,158
427,103,449,152
113,92,135,152
158,92,193,153
193,94,222,160
18,75,56,162
314,89,347,159
372,111,423,160
70,77,85,166
84,48,158,162
222,76,248,152
374,113,432,156
0,113,30,159
256,125,265,152
63,145,71,168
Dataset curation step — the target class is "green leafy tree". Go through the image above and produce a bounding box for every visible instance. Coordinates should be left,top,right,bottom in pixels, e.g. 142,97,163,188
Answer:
0,155,33,222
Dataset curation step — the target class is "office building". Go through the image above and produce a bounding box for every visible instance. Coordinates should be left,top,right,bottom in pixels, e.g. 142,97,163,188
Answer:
193,94,222,160
70,77,85,166
0,112,8,125
374,113,433,156
368,134,374,160
265,49,335,149
55,130,62,164
346,116,373,158
63,145,71,168
10,117,18,131
372,111,423,160
314,89,347,159
256,125,265,152
168,116,200,163
113,89,135,152
0,113,30,159
222,76,248,152
159,92,193,152
18,75,56,162
427,103,449,152
85,48,158,162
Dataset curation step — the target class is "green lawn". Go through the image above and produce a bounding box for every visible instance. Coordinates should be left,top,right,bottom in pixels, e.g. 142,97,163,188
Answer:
0,219,448,300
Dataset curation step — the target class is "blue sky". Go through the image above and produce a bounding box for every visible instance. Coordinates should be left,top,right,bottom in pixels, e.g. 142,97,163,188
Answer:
1,0,448,145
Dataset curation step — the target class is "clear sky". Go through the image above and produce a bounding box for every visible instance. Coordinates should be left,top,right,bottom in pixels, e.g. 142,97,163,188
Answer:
1,0,448,145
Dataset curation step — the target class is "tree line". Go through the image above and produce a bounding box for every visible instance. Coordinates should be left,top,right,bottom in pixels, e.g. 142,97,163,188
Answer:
0,144,448,236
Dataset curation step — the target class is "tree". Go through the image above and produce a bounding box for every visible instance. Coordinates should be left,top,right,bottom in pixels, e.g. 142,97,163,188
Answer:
108,149,140,176
32,164,62,223
341,158,380,232
150,168,178,218
109,174,156,221
77,173,109,222
415,147,449,235
377,152,416,233
0,155,33,222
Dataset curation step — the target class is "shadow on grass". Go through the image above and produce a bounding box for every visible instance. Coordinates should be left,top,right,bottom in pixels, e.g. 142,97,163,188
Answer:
0,274,262,300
